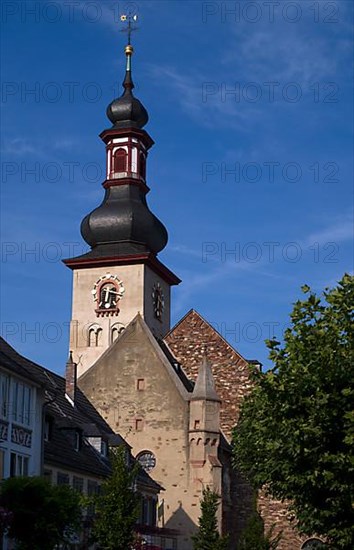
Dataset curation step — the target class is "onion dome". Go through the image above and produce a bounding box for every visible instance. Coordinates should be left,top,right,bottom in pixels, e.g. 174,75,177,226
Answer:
78,39,168,259
80,185,168,256
106,45,148,129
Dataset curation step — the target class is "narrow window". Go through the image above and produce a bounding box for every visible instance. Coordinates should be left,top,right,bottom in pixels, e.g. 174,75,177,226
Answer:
23,386,31,425
44,470,52,482
101,440,108,457
0,449,5,479
114,148,127,173
88,328,96,347
0,374,9,419
44,416,52,441
135,419,143,431
10,453,29,477
12,382,18,422
73,476,84,493
137,379,145,391
10,453,16,477
57,472,70,485
74,431,81,452
140,152,146,180
96,328,103,346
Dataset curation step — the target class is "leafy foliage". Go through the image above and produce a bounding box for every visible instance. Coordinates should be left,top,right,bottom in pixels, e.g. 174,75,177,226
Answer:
0,476,81,550
0,506,13,537
238,509,281,550
233,274,354,549
92,445,141,550
192,486,229,550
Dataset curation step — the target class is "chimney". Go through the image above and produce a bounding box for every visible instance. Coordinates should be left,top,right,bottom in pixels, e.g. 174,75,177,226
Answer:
65,351,77,405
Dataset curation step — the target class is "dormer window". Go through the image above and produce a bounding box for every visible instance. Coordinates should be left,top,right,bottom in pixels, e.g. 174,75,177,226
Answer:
74,430,81,452
101,440,108,457
44,416,53,441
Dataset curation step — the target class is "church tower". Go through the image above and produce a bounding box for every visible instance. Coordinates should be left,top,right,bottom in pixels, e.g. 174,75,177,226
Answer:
64,37,180,377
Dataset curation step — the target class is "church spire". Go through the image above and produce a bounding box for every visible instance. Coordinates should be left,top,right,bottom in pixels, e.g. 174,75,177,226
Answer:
66,23,169,260
63,17,180,376
191,351,221,402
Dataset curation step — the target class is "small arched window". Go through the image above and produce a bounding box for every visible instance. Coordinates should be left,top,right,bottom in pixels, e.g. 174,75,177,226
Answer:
111,323,125,343
114,148,127,173
88,328,96,347
96,327,102,346
301,539,326,549
88,324,102,347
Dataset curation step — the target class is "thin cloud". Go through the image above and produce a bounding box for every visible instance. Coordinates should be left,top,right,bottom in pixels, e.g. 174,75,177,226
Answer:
305,218,353,247
146,64,260,129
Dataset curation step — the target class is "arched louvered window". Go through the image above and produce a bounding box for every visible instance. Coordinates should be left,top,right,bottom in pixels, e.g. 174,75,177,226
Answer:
88,325,102,347
111,323,125,343
114,148,127,173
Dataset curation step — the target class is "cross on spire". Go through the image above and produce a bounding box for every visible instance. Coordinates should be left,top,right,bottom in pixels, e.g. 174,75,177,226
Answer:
120,13,138,46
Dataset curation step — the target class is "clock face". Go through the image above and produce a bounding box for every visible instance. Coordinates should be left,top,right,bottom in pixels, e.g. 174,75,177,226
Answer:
92,274,125,316
152,283,164,321
99,283,119,309
137,451,156,472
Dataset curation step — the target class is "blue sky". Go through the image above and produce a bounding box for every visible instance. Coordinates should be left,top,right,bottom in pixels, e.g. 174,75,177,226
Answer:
1,0,353,374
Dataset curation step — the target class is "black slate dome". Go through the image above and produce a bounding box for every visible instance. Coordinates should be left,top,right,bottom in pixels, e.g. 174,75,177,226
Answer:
80,186,168,256
78,43,168,259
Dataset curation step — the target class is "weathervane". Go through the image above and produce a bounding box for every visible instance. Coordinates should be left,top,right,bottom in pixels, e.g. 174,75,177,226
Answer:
120,13,138,46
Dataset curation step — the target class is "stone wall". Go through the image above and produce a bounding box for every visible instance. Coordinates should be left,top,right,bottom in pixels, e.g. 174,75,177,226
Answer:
79,316,226,550
165,309,305,549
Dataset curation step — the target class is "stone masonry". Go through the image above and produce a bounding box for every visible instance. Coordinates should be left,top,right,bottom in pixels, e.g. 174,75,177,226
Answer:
165,309,308,550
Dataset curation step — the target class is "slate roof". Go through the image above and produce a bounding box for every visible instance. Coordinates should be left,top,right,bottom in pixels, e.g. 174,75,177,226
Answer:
0,337,161,490
157,338,194,393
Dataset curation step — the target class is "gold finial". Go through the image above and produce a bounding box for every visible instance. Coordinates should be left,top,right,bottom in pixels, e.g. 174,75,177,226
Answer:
125,44,134,56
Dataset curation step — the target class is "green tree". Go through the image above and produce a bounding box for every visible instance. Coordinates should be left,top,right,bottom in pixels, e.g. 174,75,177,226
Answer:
0,476,81,550
233,274,354,549
238,508,281,550
192,486,229,550
92,445,141,550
